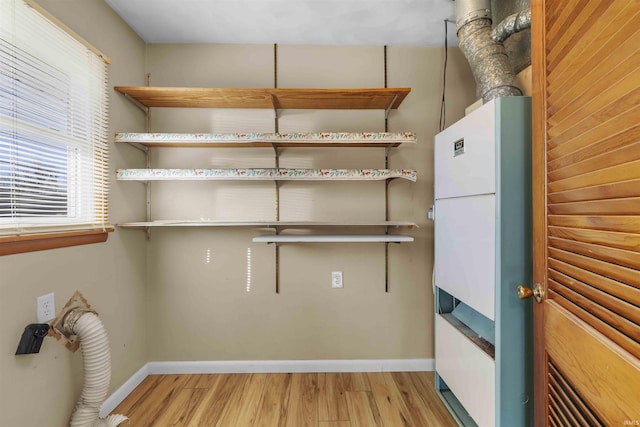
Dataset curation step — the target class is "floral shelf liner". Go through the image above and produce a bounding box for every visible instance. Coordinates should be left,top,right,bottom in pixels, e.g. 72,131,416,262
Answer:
115,132,417,144
116,168,417,182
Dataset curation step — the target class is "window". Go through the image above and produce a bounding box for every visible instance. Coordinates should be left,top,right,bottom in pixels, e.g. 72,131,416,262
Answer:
0,0,112,254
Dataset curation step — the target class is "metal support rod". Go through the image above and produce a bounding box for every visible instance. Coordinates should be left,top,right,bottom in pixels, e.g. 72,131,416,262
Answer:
385,150,390,221
274,172,280,293
273,44,279,133
384,46,390,293
275,243,280,294
145,73,151,241
385,242,390,292
145,139,151,240
384,45,388,88
274,44,278,89
384,45,389,134
275,181,280,222
146,72,152,128
274,148,280,222
273,47,281,294
385,161,391,293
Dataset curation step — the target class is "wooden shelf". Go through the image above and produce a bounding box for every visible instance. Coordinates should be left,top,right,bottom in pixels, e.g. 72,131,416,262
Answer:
116,168,417,182
117,220,418,229
114,86,410,110
114,81,416,292
253,234,414,243
115,132,417,148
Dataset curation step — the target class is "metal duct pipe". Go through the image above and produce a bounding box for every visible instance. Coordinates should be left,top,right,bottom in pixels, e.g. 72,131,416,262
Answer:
61,309,129,427
455,0,522,103
491,9,532,44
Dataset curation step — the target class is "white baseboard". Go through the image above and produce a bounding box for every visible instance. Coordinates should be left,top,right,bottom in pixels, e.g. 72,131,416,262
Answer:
147,358,434,374
100,364,149,418
101,358,433,415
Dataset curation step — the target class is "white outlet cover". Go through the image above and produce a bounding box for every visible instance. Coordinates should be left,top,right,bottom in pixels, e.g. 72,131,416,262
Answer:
332,271,343,289
37,293,55,323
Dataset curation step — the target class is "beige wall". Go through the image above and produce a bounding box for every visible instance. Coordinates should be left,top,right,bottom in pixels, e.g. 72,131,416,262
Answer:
0,4,476,424
144,44,475,361
0,1,147,426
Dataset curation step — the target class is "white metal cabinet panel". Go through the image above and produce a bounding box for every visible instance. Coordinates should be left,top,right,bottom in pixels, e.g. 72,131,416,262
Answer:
434,194,496,320
436,315,496,427
434,97,533,426
434,99,496,200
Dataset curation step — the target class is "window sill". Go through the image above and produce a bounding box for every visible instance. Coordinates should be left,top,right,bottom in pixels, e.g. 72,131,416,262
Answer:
0,228,114,256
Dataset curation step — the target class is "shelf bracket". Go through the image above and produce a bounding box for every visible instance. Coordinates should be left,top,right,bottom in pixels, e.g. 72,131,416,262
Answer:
129,142,149,155
123,93,150,116
384,143,394,160
271,143,280,159
270,94,280,122
384,95,398,120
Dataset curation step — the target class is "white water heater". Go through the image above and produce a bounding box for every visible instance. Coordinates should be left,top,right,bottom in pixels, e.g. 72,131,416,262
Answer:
433,97,533,426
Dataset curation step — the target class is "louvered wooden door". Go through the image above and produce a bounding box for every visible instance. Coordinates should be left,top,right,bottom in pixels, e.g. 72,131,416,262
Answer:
531,1,640,425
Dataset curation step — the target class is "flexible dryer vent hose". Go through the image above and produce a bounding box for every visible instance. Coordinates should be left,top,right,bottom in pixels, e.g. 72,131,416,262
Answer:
62,309,129,427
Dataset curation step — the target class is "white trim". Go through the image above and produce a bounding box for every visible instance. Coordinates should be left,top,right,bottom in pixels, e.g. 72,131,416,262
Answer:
253,234,414,243
117,220,418,229
381,358,435,372
100,359,433,415
147,359,434,374
100,364,149,418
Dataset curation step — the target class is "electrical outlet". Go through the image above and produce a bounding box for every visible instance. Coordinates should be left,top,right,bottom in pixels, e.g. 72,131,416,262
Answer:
37,293,55,323
331,271,343,289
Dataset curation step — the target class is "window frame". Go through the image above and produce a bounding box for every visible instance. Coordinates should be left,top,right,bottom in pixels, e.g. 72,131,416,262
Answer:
0,228,112,255
0,0,113,255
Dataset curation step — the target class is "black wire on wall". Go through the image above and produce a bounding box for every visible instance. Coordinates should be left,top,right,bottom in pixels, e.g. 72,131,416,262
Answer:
439,19,456,132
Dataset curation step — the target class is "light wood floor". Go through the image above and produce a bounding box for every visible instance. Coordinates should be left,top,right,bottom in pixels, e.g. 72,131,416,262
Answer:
114,371,457,426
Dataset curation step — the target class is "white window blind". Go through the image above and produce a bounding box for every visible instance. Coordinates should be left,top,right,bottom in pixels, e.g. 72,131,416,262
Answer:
0,0,109,235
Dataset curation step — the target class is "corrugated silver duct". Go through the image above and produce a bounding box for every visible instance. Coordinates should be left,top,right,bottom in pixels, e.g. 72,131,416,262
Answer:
455,0,522,103
491,9,532,44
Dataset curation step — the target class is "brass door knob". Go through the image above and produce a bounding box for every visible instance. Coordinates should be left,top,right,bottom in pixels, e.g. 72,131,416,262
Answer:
517,284,543,303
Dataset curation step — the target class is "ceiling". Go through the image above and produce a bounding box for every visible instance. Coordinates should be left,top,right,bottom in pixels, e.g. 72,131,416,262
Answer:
105,0,458,46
